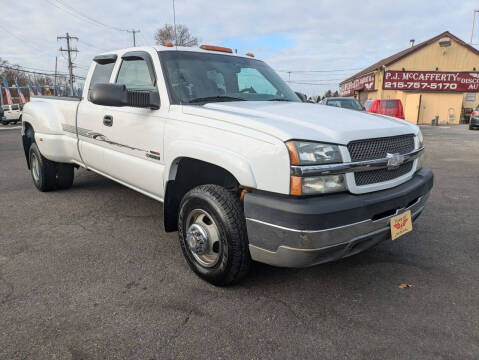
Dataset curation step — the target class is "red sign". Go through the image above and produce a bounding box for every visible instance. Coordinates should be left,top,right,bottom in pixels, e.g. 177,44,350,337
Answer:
383,70,479,92
340,73,375,96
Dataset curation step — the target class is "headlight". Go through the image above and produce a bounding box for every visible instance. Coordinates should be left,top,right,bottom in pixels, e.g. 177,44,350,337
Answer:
416,129,424,149
286,140,346,195
415,130,424,169
286,140,342,165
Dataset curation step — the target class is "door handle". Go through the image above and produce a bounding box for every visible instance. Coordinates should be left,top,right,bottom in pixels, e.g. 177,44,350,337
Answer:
103,115,113,127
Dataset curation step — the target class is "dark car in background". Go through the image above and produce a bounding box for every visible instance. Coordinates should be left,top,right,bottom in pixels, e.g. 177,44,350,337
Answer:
470,105,479,130
319,97,364,111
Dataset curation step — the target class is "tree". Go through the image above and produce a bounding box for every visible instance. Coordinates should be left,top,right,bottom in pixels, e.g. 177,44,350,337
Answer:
154,24,199,47
333,90,339,97
324,90,333,98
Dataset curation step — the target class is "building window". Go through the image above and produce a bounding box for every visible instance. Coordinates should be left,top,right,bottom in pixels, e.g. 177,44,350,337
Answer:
465,93,476,102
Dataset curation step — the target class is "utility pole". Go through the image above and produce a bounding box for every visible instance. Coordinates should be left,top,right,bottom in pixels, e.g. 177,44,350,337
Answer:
127,29,140,46
54,56,58,94
57,33,79,95
471,10,479,44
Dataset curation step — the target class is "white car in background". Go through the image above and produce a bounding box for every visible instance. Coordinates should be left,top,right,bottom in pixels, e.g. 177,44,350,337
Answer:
2,104,22,125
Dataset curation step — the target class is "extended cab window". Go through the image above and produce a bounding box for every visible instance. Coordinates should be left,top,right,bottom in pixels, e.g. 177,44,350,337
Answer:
11,105,19,110
88,62,115,99
116,58,156,91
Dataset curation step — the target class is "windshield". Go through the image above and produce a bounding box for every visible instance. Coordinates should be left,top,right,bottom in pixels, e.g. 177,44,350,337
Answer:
327,98,363,110
159,51,300,104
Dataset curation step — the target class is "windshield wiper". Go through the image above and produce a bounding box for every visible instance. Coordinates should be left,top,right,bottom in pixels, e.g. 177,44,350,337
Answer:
189,96,246,104
268,98,292,101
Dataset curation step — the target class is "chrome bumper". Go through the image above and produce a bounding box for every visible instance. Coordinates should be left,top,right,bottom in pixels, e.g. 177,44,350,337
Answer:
246,191,430,268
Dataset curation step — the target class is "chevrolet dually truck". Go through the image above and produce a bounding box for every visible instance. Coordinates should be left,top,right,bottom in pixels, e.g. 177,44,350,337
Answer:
21,44,433,285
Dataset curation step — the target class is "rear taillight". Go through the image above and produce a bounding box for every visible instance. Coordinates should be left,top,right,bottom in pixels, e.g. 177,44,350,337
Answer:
472,111,478,116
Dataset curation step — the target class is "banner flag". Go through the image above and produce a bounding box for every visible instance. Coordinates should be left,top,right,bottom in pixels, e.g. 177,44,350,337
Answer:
66,85,71,96
0,85,3,105
35,80,42,96
2,77,13,105
28,83,36,97
55,85,60,96
15,79,26,103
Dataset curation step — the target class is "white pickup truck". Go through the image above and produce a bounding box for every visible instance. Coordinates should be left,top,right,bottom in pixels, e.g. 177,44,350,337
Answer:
21,44,433,285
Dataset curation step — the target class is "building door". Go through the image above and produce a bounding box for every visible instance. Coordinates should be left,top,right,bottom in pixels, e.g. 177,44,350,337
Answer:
418,93,463,125
404,93,421,124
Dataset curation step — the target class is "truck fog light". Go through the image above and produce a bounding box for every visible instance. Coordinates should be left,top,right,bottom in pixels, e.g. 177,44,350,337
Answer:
301,174,346,195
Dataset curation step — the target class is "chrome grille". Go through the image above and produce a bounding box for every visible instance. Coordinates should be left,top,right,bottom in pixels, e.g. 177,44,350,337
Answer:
355,162,414,185
348,134,414,161
348,134,415,186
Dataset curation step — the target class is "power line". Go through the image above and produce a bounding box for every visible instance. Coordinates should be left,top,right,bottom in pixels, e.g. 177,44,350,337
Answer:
286,81,340,86
282,77,347,82
0,64,85,80
277,67,363,73
0,24,52,55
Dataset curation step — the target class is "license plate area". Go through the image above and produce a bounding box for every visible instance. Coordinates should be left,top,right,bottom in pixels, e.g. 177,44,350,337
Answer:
390,210,413,240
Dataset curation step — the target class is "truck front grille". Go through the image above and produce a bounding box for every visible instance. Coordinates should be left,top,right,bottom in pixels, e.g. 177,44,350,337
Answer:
347,134,415,186
354,162,414,186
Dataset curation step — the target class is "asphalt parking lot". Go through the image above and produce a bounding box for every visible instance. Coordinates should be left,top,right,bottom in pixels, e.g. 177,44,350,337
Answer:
0,125,478,360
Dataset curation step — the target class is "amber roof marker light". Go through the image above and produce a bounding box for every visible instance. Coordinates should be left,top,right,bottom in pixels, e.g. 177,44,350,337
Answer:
200,45,233,53
246,52,255,57
164,41,174,47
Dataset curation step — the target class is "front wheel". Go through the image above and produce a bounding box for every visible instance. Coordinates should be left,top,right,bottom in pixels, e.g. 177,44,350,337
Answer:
1,121,8,126
178,185,251,286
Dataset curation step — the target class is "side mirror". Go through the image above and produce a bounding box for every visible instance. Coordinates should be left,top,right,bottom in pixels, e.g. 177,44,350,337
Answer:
127,90,160,110
91,83,160,110
90,83,129,107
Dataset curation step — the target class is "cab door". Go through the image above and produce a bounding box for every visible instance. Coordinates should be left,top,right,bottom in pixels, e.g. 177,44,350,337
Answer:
76,54,117,172
98,51,167,199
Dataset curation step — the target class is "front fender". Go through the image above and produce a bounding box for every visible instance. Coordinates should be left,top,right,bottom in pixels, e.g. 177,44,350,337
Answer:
165,140,257,188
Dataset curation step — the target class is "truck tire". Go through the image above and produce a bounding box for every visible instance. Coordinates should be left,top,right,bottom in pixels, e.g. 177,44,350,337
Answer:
29,143,57,192
178,184,251,286
1,121,8,126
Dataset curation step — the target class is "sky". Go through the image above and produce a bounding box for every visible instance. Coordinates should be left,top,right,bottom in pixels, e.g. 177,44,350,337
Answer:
1,0,478,97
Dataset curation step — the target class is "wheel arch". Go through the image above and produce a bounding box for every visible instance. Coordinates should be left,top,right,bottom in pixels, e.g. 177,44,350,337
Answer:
22,121,35,169
163,157,247,232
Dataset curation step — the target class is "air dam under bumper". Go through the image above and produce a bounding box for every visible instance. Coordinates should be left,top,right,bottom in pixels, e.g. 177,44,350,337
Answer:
244,167,433,268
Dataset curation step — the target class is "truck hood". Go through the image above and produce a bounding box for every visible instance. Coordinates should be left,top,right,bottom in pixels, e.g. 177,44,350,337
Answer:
182,101,418,144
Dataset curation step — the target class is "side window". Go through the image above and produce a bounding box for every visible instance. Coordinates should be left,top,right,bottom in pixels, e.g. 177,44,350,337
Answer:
88,62,115,99
116,59,155,91
237,68,277,95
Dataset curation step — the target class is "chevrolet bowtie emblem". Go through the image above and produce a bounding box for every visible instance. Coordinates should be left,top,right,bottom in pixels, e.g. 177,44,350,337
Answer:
386,153,405,170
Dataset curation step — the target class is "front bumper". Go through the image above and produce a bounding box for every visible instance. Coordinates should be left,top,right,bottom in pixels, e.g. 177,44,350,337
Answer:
244,167,433,268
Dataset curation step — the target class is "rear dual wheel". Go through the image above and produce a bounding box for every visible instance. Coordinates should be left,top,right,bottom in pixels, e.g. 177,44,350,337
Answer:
29,143,74,191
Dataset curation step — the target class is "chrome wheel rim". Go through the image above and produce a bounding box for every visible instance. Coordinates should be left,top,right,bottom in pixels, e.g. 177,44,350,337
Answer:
31,153,40,182
185,209,222,268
